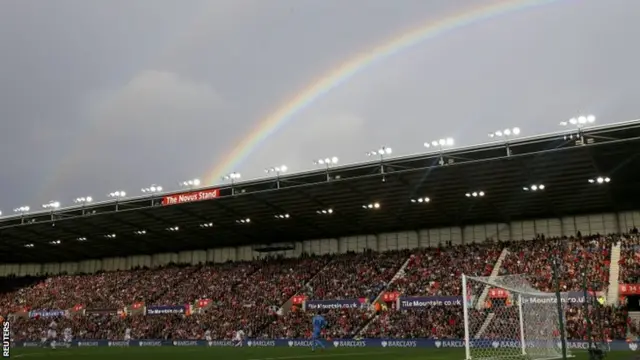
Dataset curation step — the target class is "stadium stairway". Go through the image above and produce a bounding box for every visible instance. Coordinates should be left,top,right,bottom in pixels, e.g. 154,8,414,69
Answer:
371,255,413,304
356,255,414,336
474,312,495,339
476,248,509,310
473,248,509,339
278,259,335,315
607,241,622,306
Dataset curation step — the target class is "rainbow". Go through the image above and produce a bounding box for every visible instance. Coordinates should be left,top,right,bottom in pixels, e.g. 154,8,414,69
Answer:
205,0,561,184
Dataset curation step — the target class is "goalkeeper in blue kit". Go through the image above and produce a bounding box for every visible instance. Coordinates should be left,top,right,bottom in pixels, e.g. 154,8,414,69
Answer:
311,314,326,351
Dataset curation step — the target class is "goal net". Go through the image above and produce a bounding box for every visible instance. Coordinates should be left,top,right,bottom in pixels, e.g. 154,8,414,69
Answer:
462,274,572,360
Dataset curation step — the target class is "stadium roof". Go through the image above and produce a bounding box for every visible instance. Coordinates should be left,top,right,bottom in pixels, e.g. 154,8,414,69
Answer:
2,120,640,263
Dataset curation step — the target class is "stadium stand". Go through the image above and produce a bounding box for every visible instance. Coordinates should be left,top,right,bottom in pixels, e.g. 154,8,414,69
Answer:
1,121,640,343
2,235,637,341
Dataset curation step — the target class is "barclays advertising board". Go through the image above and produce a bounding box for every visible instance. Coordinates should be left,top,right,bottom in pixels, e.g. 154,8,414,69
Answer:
11,339,640,351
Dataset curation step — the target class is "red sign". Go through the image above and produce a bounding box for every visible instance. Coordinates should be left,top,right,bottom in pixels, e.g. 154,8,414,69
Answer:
619,284,640,295
196,299,212,308
292,295,307,305
489,288,509,298
162,189,219,206
382,292,400,302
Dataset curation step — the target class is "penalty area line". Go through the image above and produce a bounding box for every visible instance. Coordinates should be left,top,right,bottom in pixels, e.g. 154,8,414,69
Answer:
247,351,386,360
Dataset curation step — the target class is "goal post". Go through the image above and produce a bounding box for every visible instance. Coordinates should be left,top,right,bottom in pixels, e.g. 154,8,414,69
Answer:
461,274,572,360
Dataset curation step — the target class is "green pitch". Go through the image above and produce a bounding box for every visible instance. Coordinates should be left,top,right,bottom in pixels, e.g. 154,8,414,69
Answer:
7,347,633,360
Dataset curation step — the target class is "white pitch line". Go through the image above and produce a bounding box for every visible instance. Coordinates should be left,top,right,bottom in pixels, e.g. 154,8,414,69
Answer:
13,350,74,358
247,351,384,360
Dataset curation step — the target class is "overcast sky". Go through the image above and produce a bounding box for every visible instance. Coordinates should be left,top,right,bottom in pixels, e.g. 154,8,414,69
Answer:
0,0,638,211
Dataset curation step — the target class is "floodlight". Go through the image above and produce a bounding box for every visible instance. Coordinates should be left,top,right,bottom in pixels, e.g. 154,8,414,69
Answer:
523,184,545,191
166,226,179,231
133,230,147,235
560,114,596,127
314,157,339,166
104,234,116,238
74,196,93,204
200,223,214,228
142,185,163,193
411,197,430,203
236,218,251,224
108,191,126,198
265,166,287,174
181,179,201,187
424,138,454,149
77,237,87,241
465,191,485,198
589,176,611,184
24,244,35,248
50,240,61,245
275,214,290,219
363,202,380,209
42,201,60,209
488,128,521,139
317,208,333,215
366,146,392,157
14,206,30,213
223,172,241,181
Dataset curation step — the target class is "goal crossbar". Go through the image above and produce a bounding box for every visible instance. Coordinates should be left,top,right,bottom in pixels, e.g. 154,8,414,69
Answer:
464,275,558,299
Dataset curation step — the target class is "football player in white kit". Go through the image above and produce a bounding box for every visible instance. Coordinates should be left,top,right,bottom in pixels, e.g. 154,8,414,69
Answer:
204,329,212,346
124,328,132,341
47,320,58,349
63,327,73,344
233,329,245,347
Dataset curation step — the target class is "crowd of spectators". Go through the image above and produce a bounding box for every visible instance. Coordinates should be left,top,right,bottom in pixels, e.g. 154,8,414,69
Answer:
300,250,409,301
565,303,629,341
0,265,199,312
499,235,613,292
388,244,502,296
618,233,640,284
3,233,640,342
